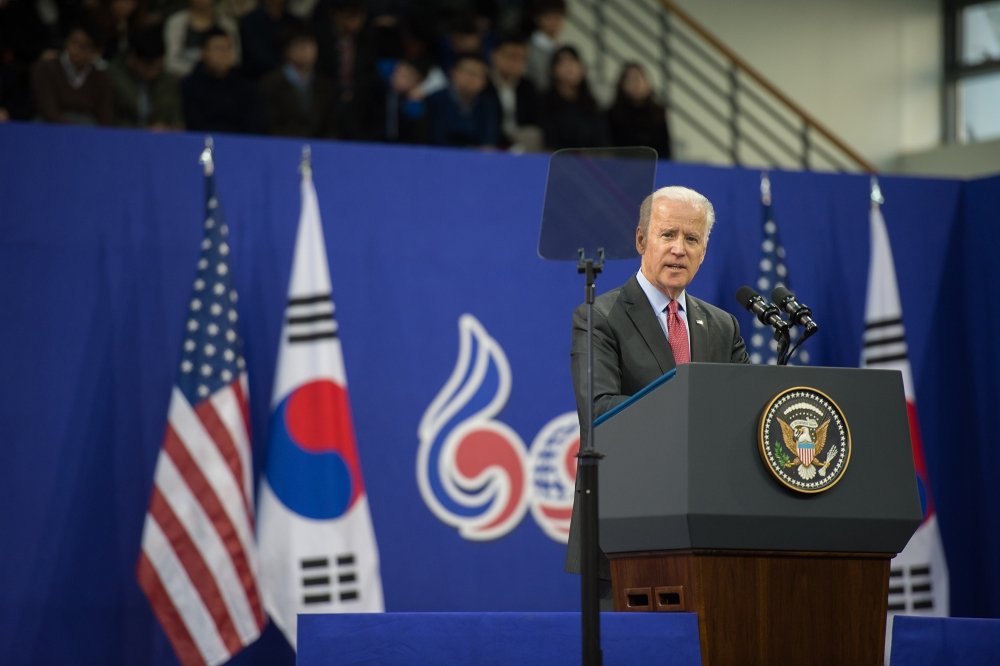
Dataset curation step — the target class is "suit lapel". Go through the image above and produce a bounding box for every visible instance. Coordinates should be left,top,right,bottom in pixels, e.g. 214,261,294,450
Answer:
686,296,711,362
622,276,675,372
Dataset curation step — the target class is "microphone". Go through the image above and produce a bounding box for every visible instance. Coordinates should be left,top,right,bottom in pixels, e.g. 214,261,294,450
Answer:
736,286,790,333
771,286,819,336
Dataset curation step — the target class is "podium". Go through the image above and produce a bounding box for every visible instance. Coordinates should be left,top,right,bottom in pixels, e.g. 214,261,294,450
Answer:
596,363,922,666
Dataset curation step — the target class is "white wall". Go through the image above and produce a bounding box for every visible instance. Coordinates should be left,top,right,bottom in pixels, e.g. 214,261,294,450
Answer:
564,0,942,170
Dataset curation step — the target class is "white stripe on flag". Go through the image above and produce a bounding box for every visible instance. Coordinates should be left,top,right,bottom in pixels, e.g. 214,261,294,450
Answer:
153,449,260,643
209,386,255,514
141,515,230,666
169,388,257,559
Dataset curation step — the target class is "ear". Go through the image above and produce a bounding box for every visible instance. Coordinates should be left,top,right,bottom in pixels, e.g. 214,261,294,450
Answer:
635,226,645,254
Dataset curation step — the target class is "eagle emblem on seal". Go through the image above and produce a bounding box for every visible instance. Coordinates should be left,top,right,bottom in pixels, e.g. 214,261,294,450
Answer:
759,387,851,493
778,417,836,480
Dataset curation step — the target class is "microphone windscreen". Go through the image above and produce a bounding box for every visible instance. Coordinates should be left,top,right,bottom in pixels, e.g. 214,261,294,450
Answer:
771,285,792,304
735,285,757,308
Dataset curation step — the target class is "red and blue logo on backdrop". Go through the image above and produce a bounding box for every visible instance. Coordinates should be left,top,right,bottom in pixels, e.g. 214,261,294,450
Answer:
266,379,364,520
417,315,578,542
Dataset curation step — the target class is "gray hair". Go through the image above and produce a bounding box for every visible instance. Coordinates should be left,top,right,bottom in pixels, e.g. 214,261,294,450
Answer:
638,185,716,241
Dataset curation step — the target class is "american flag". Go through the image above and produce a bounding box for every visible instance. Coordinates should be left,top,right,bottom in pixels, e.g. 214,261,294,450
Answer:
137,161,265,665
749,174,809,365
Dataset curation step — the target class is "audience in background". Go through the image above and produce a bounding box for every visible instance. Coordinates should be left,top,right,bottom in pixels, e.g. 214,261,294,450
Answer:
427,51,498,148
239,0,295,80
525,0,566,91
94,0,152,62
11,1,676,159
485,32,541,152
109,22,184,129
541,45,606,150
164,0,241,78
259,21,336,137
0,0,50,121
374,56,431,144
606,61,672,159
31,18,113,125
181,26,261,132
436,13,485,73
314,0,377,140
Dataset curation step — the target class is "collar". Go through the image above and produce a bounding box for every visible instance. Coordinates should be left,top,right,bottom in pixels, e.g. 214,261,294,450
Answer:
636,269,686,316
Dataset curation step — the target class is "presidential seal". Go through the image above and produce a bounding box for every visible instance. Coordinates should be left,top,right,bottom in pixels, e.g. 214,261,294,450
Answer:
758,387,851,493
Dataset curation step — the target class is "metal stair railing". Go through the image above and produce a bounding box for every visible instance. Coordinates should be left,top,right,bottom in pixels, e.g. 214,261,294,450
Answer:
567,0,876,173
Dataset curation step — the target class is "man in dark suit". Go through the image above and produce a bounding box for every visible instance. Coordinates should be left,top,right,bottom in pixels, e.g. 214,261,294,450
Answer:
567,185,750,579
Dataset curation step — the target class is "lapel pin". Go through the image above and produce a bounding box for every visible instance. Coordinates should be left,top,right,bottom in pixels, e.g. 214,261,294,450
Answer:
696,319,704,326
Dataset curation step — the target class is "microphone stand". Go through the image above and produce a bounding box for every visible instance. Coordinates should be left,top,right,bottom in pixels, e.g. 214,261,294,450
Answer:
775,327,791,366
577,247,604,666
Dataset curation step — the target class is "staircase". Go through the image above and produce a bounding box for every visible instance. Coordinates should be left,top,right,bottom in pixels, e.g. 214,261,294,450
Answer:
563,0,876,173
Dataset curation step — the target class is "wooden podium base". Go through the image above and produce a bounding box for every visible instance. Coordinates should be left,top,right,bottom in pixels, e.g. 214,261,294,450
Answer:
609,549,891,666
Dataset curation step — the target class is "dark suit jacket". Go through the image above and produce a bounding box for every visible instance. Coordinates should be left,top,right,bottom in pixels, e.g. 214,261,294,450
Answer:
566,274,750,576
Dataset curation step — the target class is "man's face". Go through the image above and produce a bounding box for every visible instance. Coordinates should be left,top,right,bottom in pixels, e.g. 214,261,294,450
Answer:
65,29,97,70
202,35,235,76
536,11,565,38
491,43,527,81
451,58,487,99
391,62,420,95
286,37,317,71
636,198,708,299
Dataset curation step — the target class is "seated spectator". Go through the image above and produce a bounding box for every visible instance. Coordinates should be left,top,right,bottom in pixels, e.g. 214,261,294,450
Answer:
239,0,295,80
31,18,113,126
525,0,566,91
314,0,378,140
164,0,241,78
541,45,607,150
259,22,336,137
181,27,262,133
373,56,431,144
427,51,499,148
108,22,183,129
485,32,542,152
606,61,672,159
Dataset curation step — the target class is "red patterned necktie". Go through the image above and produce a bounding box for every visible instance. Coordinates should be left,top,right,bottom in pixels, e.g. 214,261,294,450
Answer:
667,299,690,365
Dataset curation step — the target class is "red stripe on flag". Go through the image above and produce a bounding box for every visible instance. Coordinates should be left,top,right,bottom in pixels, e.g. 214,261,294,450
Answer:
149,486,243,655
137,551,207,666
232,379,252,451
906,400,935,515
164,425,267,627
194,392,253,528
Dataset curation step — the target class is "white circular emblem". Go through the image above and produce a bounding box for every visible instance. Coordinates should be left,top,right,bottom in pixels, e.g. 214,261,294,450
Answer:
758,387,851,493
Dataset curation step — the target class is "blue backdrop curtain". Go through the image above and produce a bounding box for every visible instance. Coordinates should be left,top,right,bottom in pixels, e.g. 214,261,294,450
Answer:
0,123,996,664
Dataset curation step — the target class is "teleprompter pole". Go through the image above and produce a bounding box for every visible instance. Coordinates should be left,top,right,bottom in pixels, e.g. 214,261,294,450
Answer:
578,248,604,666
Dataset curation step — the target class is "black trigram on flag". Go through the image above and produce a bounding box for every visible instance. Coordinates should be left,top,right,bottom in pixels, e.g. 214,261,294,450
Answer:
287,293,338,344
862,317,907,366
300,553,361,606
888,563,936,612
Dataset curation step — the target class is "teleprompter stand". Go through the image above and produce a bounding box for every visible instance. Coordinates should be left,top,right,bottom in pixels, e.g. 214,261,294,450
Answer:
538,147,658,666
